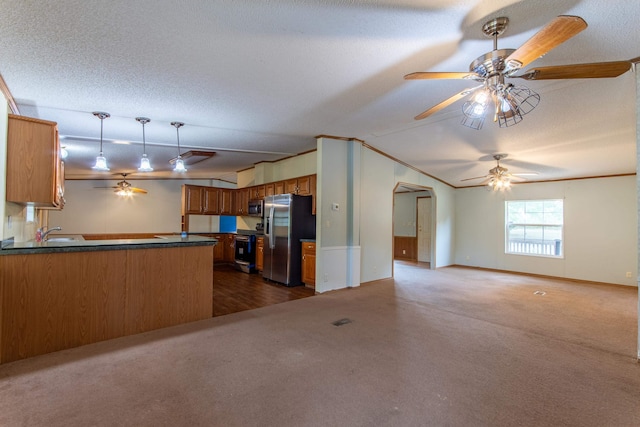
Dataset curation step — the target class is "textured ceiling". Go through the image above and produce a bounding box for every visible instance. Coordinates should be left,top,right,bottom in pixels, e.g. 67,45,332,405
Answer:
0,0,638,185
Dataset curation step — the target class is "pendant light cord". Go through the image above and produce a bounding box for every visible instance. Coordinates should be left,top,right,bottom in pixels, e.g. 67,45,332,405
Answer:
176,126,181,156
99,117,104,155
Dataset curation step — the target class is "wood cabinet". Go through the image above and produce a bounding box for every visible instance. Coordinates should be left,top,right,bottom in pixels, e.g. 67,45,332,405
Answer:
301,241,316,289
203,187,220,215
285,178,299,194
182,174,316,220
183,185,219,215
234,188,249,215
256,236,264,271
224,234,235,262
6,114,64,208
265,183,275,197
208,233,235,263
248,185,265,200
219,189,233,215
0,244,214,364
183,185,204,214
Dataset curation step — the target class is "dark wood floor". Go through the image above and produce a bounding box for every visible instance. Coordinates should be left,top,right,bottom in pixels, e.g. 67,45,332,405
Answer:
213,264,315,317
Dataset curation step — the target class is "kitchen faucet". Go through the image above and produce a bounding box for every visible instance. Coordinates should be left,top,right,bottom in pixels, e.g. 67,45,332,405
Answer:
37,226,62,242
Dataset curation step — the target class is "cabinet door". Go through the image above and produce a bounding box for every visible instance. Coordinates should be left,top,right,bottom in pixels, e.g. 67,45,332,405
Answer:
6,115,61,207
285,178,298,194
183,185,204,214
203,187,220,215
255,185,266,199
236,189,249,216
224,235,236,262
274,181,285,195
265,183,275,198
213,234,225,262
297,175,312,196
301,242,316,288
219,189,233,215
256,237,264,271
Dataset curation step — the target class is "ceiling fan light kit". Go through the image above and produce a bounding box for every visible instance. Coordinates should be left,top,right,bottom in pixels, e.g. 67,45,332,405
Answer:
405,15,632,131
91,111,110,171
404,14,634,190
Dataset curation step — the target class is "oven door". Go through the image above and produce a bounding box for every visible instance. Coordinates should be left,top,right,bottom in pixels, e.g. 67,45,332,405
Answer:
234,235,256,273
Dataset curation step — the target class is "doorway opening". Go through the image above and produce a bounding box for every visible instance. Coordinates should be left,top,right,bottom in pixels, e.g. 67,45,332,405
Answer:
392,183,435,276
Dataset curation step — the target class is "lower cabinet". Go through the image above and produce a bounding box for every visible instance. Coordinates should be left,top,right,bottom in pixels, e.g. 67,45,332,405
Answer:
256,236,264,271
201,233,235,264
301,241,316,289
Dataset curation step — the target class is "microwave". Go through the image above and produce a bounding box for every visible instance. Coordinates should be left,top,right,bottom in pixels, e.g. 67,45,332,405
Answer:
247,199,264,217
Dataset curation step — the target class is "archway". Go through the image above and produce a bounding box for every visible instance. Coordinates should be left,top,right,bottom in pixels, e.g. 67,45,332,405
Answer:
392,182,436,276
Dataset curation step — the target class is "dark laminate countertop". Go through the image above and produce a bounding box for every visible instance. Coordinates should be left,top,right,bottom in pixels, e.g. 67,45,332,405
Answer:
0,235,218,255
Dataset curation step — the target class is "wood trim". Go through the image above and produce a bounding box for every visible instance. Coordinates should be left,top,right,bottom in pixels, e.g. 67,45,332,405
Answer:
0,73,20,115
314,134,366,144
457,173,636,189
243,148,319,172
314,135,453,188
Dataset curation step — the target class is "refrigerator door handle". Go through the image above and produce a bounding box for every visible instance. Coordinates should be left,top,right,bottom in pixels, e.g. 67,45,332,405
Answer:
268,206,276,249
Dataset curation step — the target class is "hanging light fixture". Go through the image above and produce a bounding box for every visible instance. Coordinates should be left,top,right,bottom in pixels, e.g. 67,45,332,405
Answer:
136,117,153,172
171,121,187,172
486,158,512,191
91,111,110,171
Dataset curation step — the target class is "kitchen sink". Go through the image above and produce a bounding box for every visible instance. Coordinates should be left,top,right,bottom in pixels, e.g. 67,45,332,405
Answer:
46,237,76,242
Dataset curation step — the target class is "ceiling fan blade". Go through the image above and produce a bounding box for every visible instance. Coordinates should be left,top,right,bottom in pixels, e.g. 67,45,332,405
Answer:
505,15,587,74
130,187,148,194
414,86,482,120
511,172,538,176
460,175,489,182
514,61,632,80
404,71,481,80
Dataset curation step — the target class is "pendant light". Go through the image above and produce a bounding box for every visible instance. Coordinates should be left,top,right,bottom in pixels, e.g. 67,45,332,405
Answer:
136,117,153,172
91,111,110,171
171,121,187,172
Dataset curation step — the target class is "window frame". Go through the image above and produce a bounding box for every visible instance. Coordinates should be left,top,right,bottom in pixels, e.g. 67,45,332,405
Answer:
505,199,564,259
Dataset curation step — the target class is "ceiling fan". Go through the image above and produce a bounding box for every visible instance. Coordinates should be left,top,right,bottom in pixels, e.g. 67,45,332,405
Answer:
95,173,148,196
405,15,634,129
461,154,535,190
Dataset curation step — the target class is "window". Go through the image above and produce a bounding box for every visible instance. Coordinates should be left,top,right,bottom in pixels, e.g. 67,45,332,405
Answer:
506,199,563,257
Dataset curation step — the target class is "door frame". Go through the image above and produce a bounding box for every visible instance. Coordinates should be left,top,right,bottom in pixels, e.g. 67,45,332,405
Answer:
392,182,436,277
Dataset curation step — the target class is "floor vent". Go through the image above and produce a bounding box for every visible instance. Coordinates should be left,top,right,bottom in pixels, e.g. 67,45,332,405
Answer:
332,318,353,327
533,290,546,296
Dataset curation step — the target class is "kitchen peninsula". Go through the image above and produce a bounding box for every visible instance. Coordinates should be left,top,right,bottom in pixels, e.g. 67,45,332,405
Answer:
0,235,217,364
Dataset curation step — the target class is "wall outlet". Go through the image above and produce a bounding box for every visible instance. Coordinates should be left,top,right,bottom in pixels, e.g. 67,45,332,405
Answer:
626,272,632,278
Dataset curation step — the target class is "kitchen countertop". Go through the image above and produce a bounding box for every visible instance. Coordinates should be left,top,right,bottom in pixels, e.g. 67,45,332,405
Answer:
300,238,316,242
0,235,218,255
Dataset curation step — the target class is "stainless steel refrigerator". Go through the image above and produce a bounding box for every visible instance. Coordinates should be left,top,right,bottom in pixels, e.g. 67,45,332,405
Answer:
263,194,316,286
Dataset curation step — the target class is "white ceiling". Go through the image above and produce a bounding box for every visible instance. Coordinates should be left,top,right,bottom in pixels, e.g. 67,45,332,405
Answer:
0,0,638,186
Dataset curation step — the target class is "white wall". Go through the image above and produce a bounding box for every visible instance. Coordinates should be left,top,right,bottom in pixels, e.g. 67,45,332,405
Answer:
316,137,457,291
394,191,431,237
49,179,235,234
455,175,638,287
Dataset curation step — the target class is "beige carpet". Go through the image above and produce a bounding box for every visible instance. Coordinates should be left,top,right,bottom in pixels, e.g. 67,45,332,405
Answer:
1,262,639,426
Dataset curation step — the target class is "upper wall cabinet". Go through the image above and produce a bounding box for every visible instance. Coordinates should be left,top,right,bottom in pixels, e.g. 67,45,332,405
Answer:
182,185,219,215
6,114,64,208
